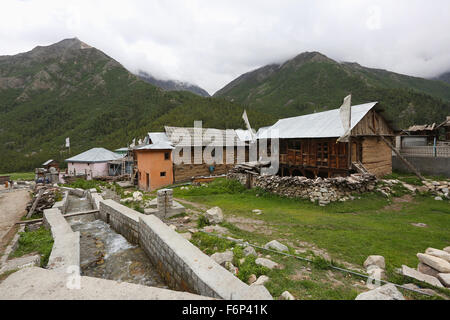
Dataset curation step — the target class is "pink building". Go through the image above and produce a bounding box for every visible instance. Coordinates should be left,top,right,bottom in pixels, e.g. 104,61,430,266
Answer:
65,148,123,180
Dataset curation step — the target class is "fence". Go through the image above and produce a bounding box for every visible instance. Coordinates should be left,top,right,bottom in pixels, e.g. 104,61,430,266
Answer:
399,146,450,158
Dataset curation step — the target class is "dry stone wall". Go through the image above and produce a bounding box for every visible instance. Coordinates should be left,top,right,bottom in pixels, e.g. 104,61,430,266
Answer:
228,171,377,206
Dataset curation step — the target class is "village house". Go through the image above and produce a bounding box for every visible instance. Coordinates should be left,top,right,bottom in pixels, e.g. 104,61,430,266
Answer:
42,159,59,171
258,102,396,178
132,127,251,191
133,139,174,191
65,147,124,180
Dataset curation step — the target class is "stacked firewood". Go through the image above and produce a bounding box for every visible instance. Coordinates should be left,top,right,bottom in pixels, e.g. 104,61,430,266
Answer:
25,186,58,216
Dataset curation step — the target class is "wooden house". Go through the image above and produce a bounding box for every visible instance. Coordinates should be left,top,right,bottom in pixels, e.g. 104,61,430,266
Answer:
42,159,59,171
437,116,450,141
258,102,395,178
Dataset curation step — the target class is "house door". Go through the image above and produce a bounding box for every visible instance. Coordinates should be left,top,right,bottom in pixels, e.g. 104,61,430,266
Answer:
146,173,150,191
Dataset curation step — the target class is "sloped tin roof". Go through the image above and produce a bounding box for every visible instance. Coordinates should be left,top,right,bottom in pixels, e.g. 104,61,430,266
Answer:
65,148,124,163
258,102,378,139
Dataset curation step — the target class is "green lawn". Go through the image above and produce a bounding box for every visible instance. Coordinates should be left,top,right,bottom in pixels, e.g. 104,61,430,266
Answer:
0,172,35,181
173,178,450,299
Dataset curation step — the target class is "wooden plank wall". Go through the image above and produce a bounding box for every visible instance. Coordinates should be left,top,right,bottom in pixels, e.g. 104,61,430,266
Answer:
361,137,392,177
352,110,394,136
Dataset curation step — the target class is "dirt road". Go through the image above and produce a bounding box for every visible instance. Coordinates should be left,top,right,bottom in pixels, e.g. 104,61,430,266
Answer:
0,189,30,247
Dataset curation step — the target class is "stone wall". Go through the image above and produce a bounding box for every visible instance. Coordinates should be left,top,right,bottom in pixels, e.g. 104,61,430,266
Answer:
96,196,271,300
43,208,80,274
228,171,377,206
99,200,140,245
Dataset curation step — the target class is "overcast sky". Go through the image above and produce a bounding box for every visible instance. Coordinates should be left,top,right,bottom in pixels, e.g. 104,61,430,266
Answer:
1,0,450,94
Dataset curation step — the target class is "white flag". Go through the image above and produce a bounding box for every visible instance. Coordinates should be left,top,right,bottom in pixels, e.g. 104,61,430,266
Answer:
242,110,256,142
337,95,352,143
65,137,70,148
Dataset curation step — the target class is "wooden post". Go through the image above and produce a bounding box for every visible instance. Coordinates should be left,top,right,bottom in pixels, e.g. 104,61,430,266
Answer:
369,126,425,181
26,189,44,219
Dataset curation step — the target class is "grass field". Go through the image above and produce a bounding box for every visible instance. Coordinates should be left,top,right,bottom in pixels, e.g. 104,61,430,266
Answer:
0,172,34,181
172,177,450,300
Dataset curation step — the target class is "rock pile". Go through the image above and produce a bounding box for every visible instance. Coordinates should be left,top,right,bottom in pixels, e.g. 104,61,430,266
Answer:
421,180,450,199
401,247,450,288
227,170,377,206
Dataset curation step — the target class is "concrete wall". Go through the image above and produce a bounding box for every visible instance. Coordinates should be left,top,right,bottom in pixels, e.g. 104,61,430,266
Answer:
52,190,69,214
96,196,271,300
43,208,80,274
393,155,450,178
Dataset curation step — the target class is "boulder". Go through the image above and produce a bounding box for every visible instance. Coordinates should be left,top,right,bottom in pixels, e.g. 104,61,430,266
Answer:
252,209,263,215
417,262,440,278
401,265,443,288
133,191,143,200
280,291,295,300
251,275,270,286
444,247,450,254
417,253,450,273
425,248,450,262
367,265,386,280
438,273,450,288
224,262,238,275
243,246,257,257
205,207,224,224
255,258,279,270
434,196,443,201
264,240,288,252
363,255,385,270
355,284,405,300
210,250,234,266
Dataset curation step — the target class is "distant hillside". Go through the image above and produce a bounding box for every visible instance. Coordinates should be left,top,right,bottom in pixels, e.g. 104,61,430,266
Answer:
0,38,271,172
435,71,450,84
214,52,450,128
138,71,210,97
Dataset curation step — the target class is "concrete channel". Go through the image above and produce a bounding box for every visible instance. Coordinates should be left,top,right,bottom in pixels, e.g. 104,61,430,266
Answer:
0,187,272,300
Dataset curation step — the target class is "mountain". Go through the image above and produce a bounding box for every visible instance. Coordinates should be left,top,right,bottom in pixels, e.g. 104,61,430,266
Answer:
137,71,210,97
214,52,450,128
435,71,450,84
0,38,271,172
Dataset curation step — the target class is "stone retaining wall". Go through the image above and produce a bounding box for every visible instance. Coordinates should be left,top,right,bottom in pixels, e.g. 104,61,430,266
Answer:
96,194,271,300
43,208,80,274
228,171,377,206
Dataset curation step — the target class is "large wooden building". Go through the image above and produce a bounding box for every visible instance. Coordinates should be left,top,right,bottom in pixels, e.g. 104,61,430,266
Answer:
259,102,395,178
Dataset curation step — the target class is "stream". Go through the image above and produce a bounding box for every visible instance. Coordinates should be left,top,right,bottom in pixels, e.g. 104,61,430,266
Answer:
66,194,168,288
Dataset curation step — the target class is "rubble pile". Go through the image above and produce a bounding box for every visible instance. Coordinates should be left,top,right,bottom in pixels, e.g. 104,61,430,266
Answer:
228,167,377,206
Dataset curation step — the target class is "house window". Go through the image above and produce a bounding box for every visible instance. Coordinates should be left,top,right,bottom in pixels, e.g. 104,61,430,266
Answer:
160,172,166,177
164,152,170,160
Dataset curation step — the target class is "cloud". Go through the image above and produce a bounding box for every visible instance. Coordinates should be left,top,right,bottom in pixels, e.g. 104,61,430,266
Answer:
1,0,450,94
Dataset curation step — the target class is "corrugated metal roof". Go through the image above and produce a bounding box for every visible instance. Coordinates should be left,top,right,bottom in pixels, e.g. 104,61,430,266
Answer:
135,141,174,150
164,126,245,147
65,148,124,163
257,102,378,139
147,132,171,145
42,159,54,166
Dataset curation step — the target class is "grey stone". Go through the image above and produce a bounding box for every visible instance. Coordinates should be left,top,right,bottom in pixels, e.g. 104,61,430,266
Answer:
210,251,234,266
280,291,295,300
252,209,263,215
434,196,443,201
401,265,443,288
363,255,385,270
355,284,405,300
425,248,450,262
243,246,257,257
438,273,450,288
251,275,270,286
205,207,224,224
255,258,279,270
264,240,288,252
417,253,450,273
417,262,440,278
444,247,450,254
367,265,386,280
